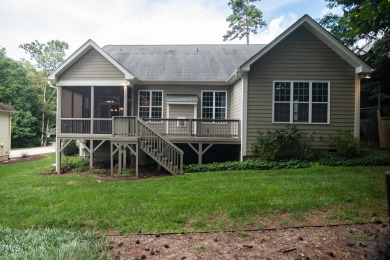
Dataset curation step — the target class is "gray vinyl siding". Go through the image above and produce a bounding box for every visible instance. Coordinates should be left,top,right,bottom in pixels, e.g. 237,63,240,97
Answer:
231,79,242,120
60,49,124,81
133,85,231,119
0,112,11,160
246,26,356,154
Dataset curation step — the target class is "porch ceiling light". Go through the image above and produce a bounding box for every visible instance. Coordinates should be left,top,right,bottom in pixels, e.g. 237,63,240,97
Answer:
358,72,371,79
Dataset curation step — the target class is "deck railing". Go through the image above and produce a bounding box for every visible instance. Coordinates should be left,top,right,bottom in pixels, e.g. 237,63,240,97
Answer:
144,118,240,138
61,118,113,135
60,117,240,139
112,116,137,136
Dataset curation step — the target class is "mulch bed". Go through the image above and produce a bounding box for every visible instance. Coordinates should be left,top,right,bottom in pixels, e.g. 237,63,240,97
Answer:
107,223,388,260
0,154,46,165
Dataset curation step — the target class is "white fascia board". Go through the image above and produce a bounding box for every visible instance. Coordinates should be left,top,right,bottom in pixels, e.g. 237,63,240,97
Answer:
57,80,128,86
239,15,372,73
48,39,135,81
166,101,198,105
135,80,229,86
226,68,250,84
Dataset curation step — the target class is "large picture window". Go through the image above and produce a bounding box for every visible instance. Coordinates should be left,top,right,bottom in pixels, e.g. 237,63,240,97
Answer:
202,91,227,120
138,90,163,119
273,81,329,124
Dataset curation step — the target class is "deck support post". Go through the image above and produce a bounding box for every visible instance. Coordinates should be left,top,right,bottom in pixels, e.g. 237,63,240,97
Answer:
198,144,202,164
110,141,114,177
118,144,122,174
56,137,61,174
135,143,138,178
90,139,94,169
188,143,214,165
123,149,127,170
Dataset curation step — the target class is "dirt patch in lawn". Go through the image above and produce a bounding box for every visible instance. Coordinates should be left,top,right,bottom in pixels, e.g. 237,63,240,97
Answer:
0,154,46,164
107,223,387,260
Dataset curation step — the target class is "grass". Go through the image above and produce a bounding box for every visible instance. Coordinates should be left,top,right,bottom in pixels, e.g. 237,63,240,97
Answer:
0,153,387,234
0,225,109,259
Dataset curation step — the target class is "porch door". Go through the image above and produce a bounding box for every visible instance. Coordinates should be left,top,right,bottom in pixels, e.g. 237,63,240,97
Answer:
168,104,196,135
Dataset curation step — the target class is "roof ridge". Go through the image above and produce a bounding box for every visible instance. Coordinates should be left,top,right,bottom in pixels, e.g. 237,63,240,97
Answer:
103,44,266,47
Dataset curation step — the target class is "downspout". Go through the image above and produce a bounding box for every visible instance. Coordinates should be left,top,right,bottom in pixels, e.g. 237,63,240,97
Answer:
354,74,361,138
241,73,248,161
9,112,13,160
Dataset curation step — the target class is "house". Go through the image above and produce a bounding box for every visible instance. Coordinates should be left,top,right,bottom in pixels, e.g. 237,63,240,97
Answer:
48,15,372,175
0,103,15,161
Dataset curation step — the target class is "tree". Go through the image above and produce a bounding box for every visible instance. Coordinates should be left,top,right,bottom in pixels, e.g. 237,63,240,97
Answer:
318,0,390,69
223,0,266,44
19,40,69,146
0,48,41,147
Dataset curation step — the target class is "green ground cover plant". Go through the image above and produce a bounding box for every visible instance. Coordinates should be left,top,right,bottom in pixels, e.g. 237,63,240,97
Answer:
0,153,387,234
184,159,310,172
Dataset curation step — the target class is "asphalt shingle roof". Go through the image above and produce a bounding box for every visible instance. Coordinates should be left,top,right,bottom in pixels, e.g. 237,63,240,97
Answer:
103,44,265,82
0,103,15,112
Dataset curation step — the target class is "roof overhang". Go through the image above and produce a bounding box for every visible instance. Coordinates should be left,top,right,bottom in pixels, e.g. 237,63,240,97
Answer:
236,14,372,77
166,94,198,104
48,39,136,82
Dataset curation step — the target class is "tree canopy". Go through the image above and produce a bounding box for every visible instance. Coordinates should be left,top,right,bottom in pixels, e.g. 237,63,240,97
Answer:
19,40,68,146
318,0,390,69
223,0,266,44
0,48,41,147
19,40,69,76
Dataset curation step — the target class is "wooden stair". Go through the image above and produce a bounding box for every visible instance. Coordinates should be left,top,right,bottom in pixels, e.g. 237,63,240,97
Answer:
138,118,184,175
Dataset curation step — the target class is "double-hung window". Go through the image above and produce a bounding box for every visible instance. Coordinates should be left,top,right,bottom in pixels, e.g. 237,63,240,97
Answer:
273,81,329,124
202,91,227,120
138,90,163,119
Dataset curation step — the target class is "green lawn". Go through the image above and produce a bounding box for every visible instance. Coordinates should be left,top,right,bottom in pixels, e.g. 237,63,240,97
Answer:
0,153,387,234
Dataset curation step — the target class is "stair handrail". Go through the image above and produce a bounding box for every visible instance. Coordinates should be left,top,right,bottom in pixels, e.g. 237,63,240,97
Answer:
137,118,184,174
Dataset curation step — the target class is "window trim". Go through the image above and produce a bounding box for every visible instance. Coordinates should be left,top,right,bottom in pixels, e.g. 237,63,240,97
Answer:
138,90,164,119
201,90,228,120
272,80,330,124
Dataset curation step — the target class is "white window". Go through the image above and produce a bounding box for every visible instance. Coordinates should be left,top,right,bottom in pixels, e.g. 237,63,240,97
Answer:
273,81,330,124
138,90,163,119
201,91,227,120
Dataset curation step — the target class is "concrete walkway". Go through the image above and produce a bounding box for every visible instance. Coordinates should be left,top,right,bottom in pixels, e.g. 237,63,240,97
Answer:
10,143,56,158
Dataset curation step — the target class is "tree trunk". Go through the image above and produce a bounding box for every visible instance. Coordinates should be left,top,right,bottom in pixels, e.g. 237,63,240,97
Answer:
44,118,50,146
40,112,45,146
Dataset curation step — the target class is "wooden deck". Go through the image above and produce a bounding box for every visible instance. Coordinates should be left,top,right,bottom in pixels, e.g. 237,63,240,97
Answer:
56,117,241,175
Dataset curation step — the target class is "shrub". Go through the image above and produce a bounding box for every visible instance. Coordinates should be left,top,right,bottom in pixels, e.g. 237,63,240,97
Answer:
61,156,88,173
251,130,280,161
251,125,314,161
62,140,79,156
20,151,29,158
330,130,360,158
184,159,310,173
318,150,390,166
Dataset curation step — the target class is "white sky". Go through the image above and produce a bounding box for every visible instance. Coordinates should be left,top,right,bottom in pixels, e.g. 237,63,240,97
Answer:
0,0,333,61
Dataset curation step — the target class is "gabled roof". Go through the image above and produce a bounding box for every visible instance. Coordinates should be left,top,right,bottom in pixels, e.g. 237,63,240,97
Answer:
0,103,15,113
48,39,135,81
49,15,371,85
103,44,264,82
237,15,372,75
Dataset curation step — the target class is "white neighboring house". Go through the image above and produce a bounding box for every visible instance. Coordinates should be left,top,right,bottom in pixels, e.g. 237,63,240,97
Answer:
0,103,15,161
